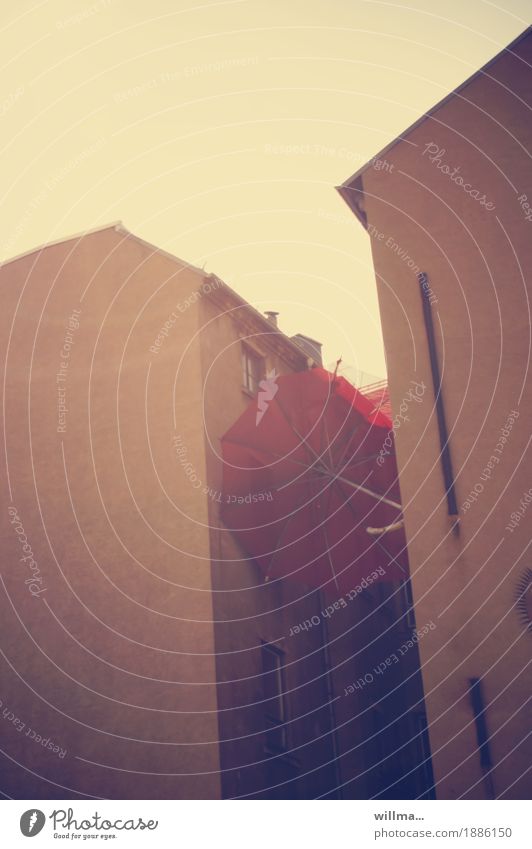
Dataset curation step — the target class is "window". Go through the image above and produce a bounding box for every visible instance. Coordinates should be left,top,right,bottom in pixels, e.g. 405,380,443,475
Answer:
261,643,287,750
242,345,264,394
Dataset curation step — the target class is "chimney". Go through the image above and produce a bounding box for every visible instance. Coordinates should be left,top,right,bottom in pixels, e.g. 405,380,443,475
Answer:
291,333,323,366
264,311,279,327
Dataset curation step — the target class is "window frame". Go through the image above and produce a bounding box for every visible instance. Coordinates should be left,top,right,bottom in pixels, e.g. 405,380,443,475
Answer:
261,641,288,752
241,343,265,395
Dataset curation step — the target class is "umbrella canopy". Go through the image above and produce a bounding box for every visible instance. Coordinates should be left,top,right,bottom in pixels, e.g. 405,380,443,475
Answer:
220,367,408,594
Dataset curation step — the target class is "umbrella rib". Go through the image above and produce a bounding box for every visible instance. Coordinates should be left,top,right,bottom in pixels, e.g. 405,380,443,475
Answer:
320,376,381,475
331,476,404,580
317,372,358,477
274,394,333,472
322,517,340,592
321,399,366,472
326,435,402,513
322,412,336,471
330,472,402,511
266,450,328,474
263,502,303,581
374,535,407,576
317,451,402,512
331,421,363,472
342,451,382,470
220,435,322,469
319,470,341,591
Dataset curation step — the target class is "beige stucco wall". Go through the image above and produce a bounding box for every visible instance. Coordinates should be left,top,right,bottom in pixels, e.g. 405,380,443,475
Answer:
0,227,222,798
357,34,532,798
0,224,435,800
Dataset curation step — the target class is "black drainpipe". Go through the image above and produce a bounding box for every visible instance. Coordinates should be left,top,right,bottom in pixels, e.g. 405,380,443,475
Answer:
417,272,458,518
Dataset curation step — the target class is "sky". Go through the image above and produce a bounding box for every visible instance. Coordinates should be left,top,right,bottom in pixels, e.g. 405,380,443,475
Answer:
1,0,530,378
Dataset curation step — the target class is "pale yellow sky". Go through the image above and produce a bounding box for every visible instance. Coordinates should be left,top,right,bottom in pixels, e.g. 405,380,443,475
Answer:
1,0,529,377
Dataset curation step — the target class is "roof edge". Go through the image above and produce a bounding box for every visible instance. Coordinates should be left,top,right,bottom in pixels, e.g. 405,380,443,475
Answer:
115,225,207,276
112,230,315,364
204,277,314,366
337,25,532,200
0,221,314,366
0,221,124,269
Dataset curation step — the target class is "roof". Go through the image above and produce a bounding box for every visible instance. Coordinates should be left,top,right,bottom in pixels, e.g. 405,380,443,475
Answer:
0,221,124,269
0,221,206,276
0,221,314,367
203,279,314,368
336,25,532,226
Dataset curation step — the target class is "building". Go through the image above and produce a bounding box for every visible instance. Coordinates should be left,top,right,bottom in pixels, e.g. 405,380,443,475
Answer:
1,223,431,799
338,27,532,799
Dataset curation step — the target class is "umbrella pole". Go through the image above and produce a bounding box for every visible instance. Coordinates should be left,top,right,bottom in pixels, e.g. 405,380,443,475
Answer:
318,589,344,798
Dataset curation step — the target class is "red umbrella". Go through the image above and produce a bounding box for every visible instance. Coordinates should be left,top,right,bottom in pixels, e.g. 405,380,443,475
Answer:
220,367,407,594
